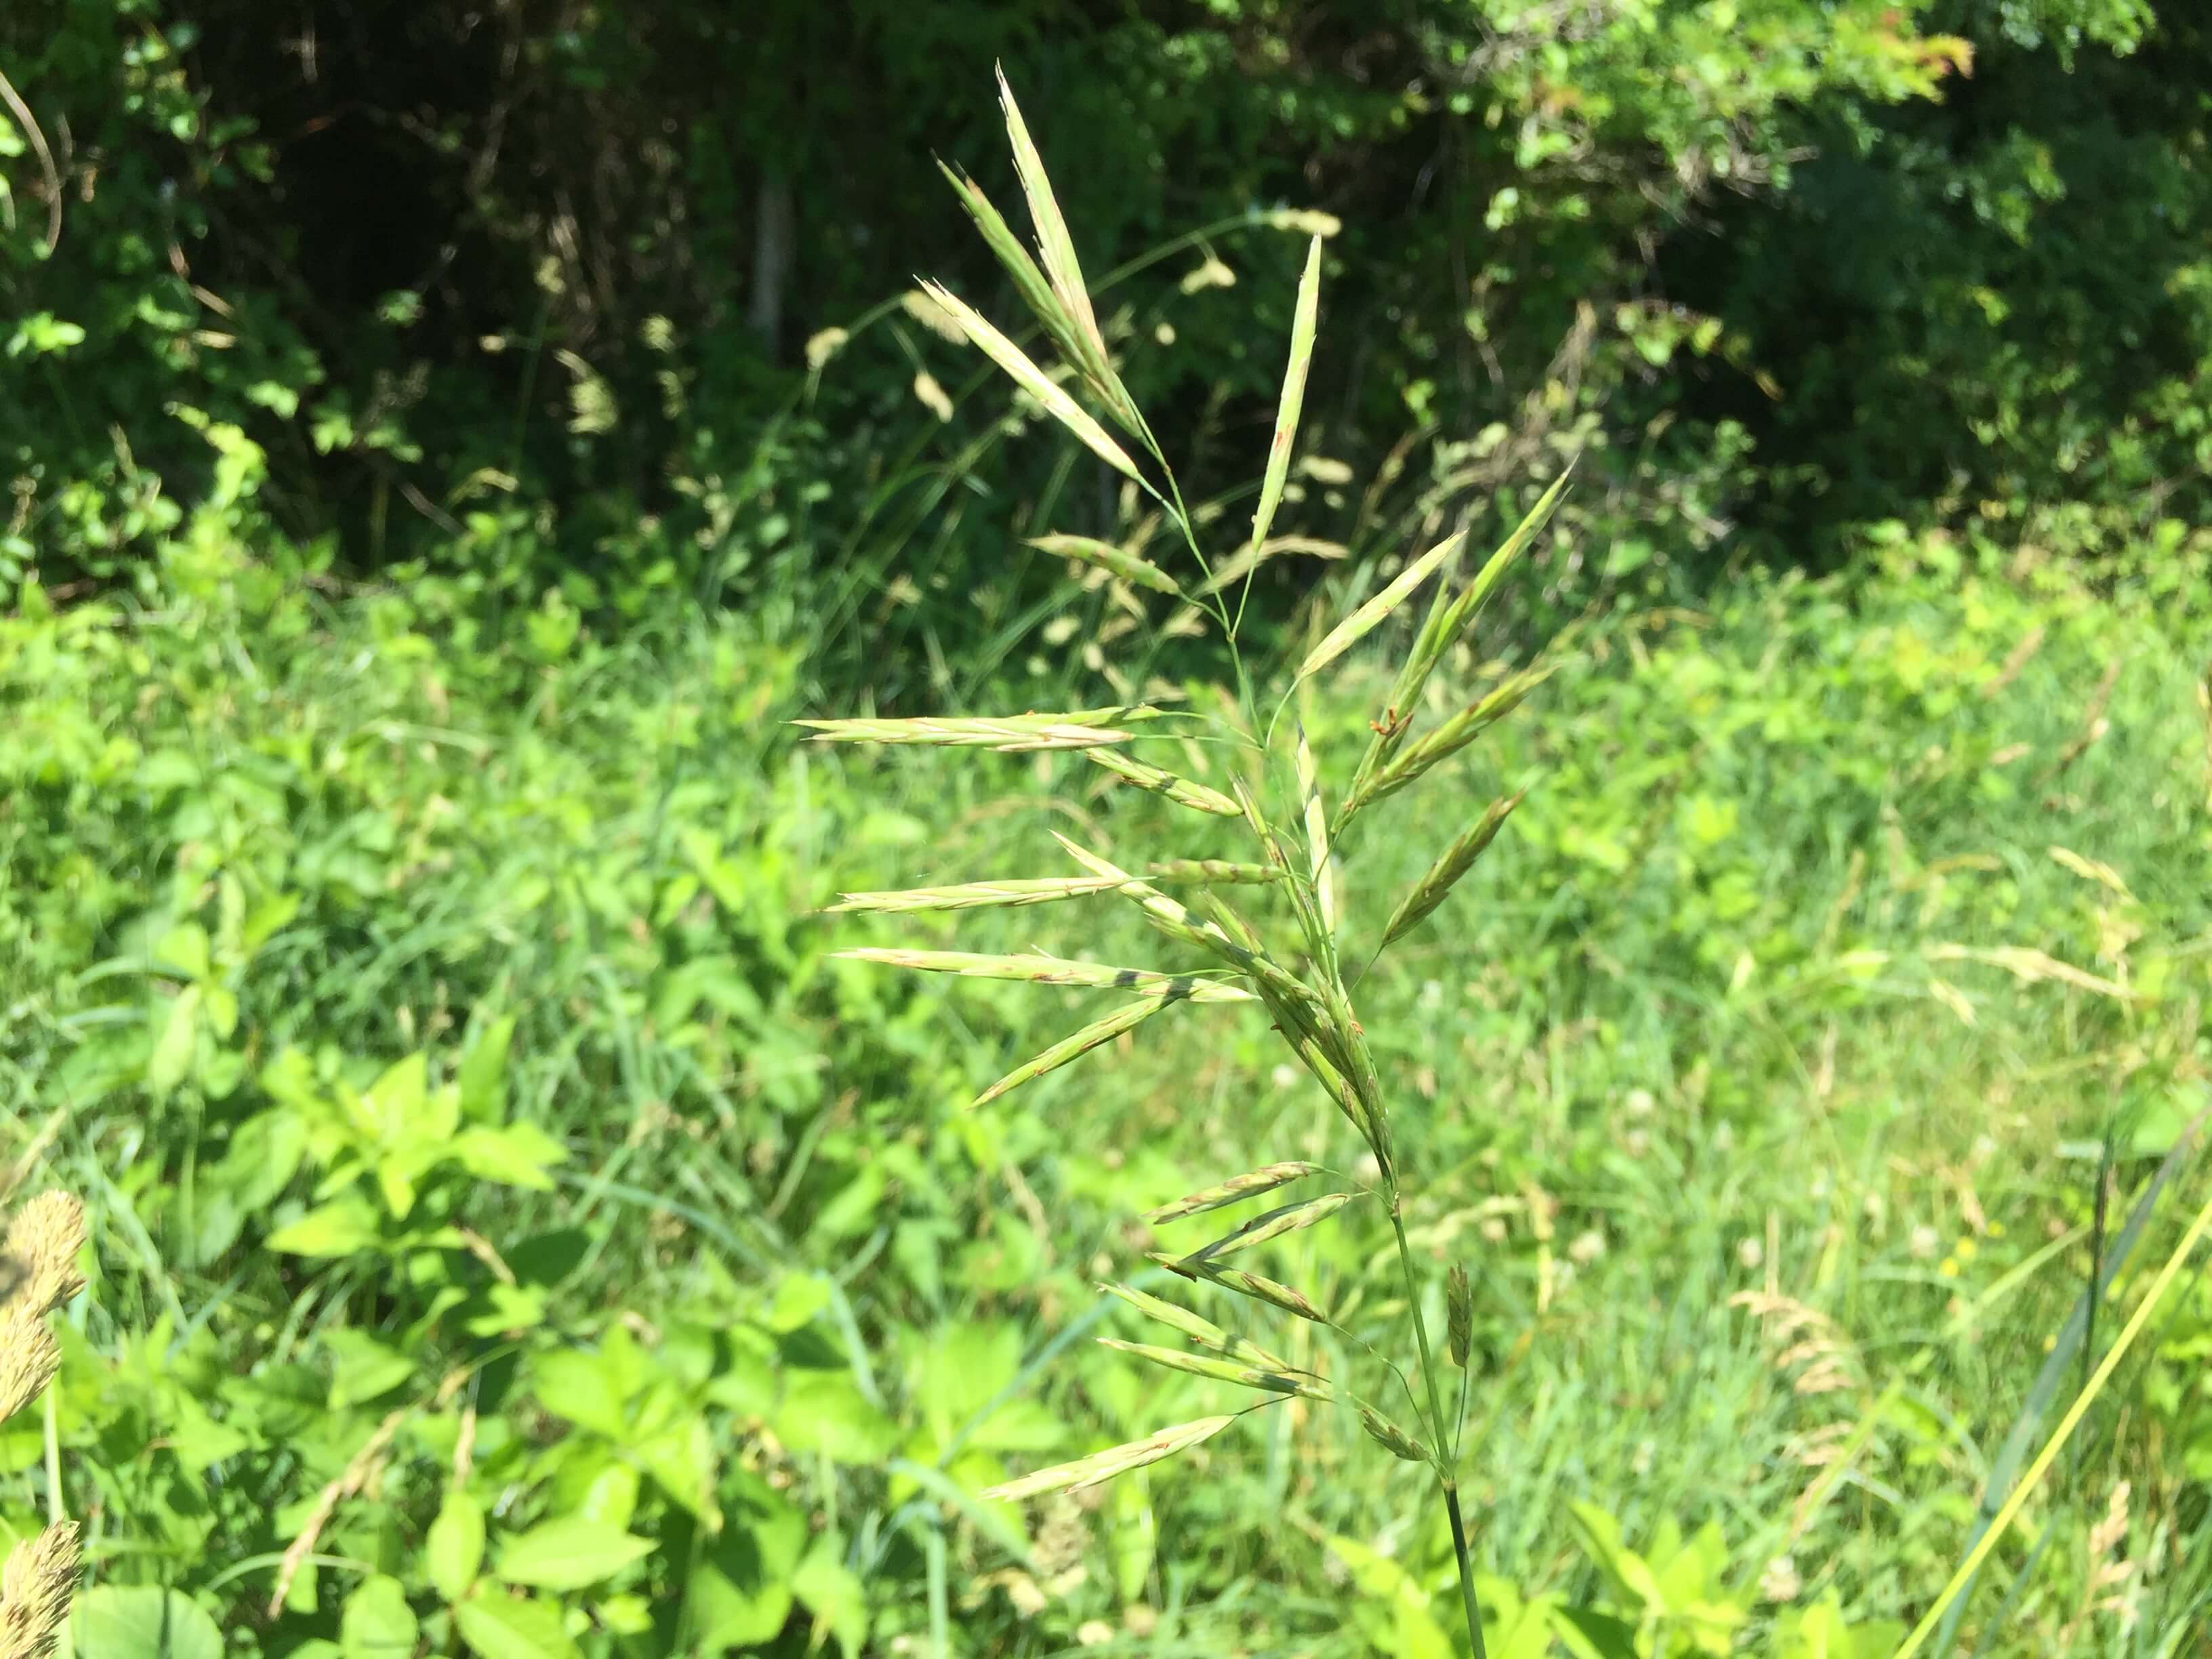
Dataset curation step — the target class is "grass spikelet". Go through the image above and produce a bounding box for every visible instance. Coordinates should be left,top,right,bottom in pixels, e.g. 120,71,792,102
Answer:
1180,1192,1359,1262
919,280,1143,482
1026,533,1183,597
1357,1403,1431,1464
1296,531,1460,684
1377,791,1525,951
1246,237,1322,559
982,1414,1240,1502
1144,1162,1323,1224
1342,668,1553,821
1446,1265,1473,1370
1099,1282,1292,1372
1152,1252,1332,1326
937,161,1086,370
829,876,1125,914
1145,859,1282,886
833,949,1252,1002
1098,1338,1336,1401
3,1193,85,1317
970,996,1176,1109
1086,749,1242,816
0,1319,58,1425
794,714,1135,751
1349,465,1574,800
1294,725,1336,937
993,66,1136,431
0,1520,79,1659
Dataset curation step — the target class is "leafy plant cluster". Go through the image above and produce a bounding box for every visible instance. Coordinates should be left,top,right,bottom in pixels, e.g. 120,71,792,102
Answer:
0,377,2207,1653
1,0,2205,626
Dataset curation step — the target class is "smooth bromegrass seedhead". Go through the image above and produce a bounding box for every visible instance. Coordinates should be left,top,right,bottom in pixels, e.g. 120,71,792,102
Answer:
1099,1282,1293,1373
918,279,1144,483
834,948,1251,1001
1378,791,1526,952
937,161,1088,374
1296,531,1462,685
1025,533,1185,598
1151,1252,1333,1326
1097,1338,1337,1401
1357,1403,1431,1465
968,995,1177,1109
1174,1191,1359,1263
1145,859,1283,886
981,1413,1242,1502
794,714,1139,751
1143,1162,1323,1223
1085,748,1242,817
1246,236,1323,560
1348,463,1574,800
1340,666,1554,823
829,876,1128,914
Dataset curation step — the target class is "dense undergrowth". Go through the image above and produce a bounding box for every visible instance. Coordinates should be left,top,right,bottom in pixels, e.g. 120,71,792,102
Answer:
3,462,2209,1654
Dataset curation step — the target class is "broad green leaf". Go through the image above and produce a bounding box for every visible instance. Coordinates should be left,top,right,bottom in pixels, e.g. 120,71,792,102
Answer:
450,1123,569,1189
60,1587,224,1659
531,1347,631,1439
426,1490,487,1603
340,1575,419,1659
266,1194,382,1258
322,1329,416,1410
457,1012,516,1122
495,1515,656,1591
357,1051,428,1144
455,1593,583,1659
794,1538,870,1659
146,984,201,1099
773,1368,899,1464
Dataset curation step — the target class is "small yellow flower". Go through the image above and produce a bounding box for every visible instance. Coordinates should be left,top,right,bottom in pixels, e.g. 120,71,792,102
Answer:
1939,1258,1961,1278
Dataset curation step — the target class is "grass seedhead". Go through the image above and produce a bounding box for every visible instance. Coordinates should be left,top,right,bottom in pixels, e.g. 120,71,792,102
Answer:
1174,1191,1360,1263
1143,1162,1323,1224
1247,237,1323,560
1446,1265,1473,1370
1025,533,1185,597
1296,531,1461,684
1378,791,1526,952
794,714,1140,750
829,876,1126,914
835,948,1252,1001
1099,1282,1294,1372
1151,1252,1333,1326
1097,1338,1337,1401
969,996,1181,1109
918,279,1144,483
1086,748,1243,817
1358,1402,1432,1465
981,1413,1244,1504
1341,666,1553,823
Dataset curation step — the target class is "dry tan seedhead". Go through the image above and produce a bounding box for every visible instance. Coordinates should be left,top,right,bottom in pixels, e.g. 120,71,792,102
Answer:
0,1520,79,1659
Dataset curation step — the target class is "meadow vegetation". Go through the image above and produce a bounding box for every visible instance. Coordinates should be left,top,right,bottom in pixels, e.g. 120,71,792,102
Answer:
2,3,2211,1656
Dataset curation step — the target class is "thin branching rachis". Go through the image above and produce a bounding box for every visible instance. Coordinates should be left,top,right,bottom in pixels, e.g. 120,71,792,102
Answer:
815,67,1576,1658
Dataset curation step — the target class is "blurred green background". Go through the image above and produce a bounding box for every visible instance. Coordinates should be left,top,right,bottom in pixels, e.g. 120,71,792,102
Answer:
1,1,2209,1654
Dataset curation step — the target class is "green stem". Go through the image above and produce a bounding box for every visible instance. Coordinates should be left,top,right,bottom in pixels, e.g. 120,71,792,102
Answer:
1390,1201,1488,1659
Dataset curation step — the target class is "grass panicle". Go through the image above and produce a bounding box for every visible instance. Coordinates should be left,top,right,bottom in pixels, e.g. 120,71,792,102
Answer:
1378,791,1526,951
1025,533,1185,597
1086,748,1244,817
1143,1162,1323,1224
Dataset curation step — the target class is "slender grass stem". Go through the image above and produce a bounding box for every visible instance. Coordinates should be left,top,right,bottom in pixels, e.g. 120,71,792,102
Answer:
1389,1197,1488,1659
